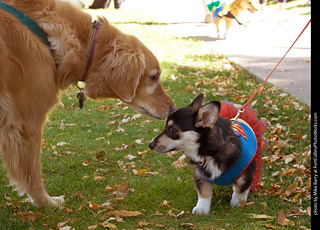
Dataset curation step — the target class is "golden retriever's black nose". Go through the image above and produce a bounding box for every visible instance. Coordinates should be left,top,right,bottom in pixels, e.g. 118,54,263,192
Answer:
170,104,178,114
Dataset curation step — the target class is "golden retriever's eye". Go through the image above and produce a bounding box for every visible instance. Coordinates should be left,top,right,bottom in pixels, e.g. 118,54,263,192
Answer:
150,74,158,82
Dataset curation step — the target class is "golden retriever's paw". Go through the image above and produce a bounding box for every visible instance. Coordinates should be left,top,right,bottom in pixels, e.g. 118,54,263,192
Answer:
52,195,65,206
28,193,65,207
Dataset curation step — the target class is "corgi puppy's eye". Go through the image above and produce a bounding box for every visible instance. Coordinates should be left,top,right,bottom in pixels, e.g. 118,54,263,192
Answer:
167,126,179,140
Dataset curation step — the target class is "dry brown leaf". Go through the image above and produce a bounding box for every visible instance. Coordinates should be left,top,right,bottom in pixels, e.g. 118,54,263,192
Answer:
88,224,98,230
285,183,298,196
116,182,129,192
138,222,153,227
176,211,185,217
59,226,74,230
118,209,142,217
277,210,288,226
101,209,142,218
156,223,166,228
283,168,296,176
19,211,42,222
100,221,117,229
132,169,148,176
74,192,85,199
171,155,187,169
168,210,177,218
179,223,196,229
161,200,171,208
94,175,105,181
284,154,295,165
248,213,274,219
105,185,115,193
88,201,103,210
264,223,277,229
95,151,106,159
57,220,72,228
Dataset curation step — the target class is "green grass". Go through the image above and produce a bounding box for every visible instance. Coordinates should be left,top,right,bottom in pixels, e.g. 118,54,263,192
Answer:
0,8,311,230
266,0,311,15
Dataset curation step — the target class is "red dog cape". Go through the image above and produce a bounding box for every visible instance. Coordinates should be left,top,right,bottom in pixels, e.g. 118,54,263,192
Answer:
219,101,269,192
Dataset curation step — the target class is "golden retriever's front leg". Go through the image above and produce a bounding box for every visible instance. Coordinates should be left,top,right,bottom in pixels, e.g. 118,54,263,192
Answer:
0,110,63,207
26,142,65,207
192,167,213,215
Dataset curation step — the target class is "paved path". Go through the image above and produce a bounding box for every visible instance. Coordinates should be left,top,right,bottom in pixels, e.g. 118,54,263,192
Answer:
123,0,311,106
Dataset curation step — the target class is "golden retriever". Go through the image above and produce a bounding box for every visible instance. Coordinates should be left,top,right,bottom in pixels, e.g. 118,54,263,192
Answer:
0,0,175,207
212,0,257,38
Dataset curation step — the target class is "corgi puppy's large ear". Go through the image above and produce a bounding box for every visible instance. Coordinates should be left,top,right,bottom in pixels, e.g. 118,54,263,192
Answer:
189,93,204,110
195,101,221,128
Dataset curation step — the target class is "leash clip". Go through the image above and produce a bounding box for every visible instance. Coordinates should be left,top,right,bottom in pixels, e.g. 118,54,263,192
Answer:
232,109,244,124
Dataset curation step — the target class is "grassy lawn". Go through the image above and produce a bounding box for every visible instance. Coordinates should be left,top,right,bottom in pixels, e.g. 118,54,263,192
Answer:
266,0,311,15
0,7,311,230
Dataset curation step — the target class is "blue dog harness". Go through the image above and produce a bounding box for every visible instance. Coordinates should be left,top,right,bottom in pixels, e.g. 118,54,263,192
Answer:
205,119,257,186
0,1,51,48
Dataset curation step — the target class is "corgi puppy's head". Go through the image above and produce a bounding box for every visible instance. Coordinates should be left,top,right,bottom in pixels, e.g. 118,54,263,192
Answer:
149,94,221,154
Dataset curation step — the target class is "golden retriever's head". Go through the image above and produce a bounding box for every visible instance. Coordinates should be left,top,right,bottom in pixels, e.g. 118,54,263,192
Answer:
85,18,176,120
233,0,258,14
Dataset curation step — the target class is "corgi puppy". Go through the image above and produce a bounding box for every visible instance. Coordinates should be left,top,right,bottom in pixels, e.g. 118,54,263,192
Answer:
149,93,257,215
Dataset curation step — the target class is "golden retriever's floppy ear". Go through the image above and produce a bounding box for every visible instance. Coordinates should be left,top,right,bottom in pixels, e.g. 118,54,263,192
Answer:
195,101,221,128
104,49,145,102
85,19,145,101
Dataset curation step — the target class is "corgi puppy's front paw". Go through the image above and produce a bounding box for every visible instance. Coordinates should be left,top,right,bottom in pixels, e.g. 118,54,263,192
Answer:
192,198,211,215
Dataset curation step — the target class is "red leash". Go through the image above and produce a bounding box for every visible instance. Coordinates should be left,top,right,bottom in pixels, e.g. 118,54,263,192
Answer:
233,19,311,122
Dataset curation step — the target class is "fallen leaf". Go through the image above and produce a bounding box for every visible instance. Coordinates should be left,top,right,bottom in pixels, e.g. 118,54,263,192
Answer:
264,223,277,229
61,207,75,213
177,211,185,217
95,151,106,160
156,223,166,228
94,175,105,181
19,211,42,222
101,209,142,219
88,224,98,230
100,221,117,229
118,210,142,217
74,192,84,199
179,223,196,229
88,201,103,210
105,185,115,193
132,169,148,176
95,137,105,141
59,226,74,230
248,214,274,219
57,142,69,146
108,120,118,126
277,210,288,226
138,222,153,227
168,210,177,218
161,200,171,208
284,154,294,165
124,154,136,160
171,155,187,169
285,183,298,196
116,182,129,193
57,220,72,228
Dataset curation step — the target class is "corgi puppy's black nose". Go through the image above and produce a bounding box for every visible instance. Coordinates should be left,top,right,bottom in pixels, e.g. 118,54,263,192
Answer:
149,140,156,150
